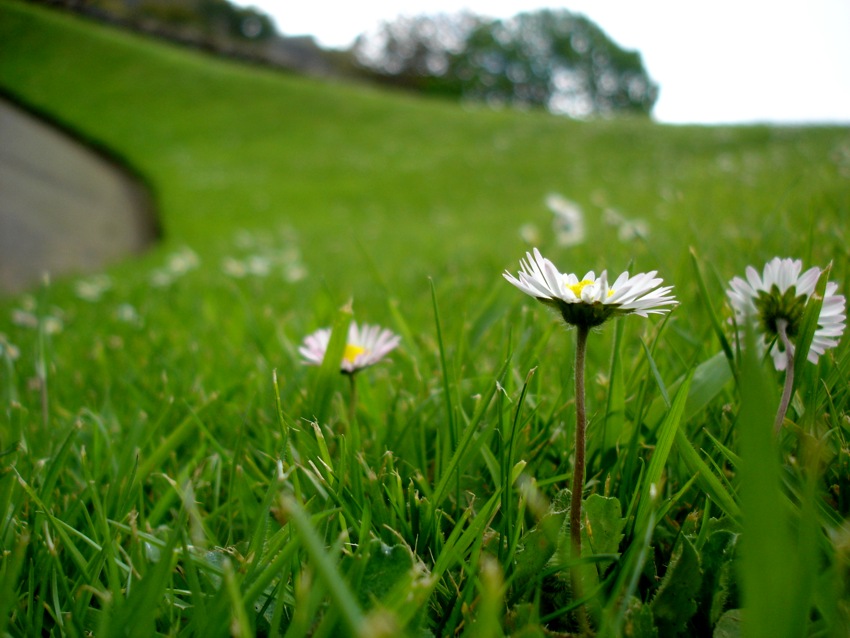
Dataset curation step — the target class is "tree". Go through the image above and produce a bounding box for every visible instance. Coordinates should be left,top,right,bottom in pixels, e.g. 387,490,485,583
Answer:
353,9,658,117
352,12,480,97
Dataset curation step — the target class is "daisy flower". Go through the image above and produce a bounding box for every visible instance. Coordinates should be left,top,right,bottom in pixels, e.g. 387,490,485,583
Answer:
299,322,400,374
504,247,675,625
503,247,677,328
545,193,586,247
727,257,846,371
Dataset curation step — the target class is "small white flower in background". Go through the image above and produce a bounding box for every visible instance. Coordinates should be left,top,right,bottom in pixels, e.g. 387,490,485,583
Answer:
74,274,112,302
618,218,650,242
11,308,62,333
284,263,308,283
149,270,174,287
245,255,271,277
235,229,257,250
727,257,846,370
504,248,677,328
167,247,200,275
11,309,38,329
0,333,20,361
222,227,308,282
299,322,401,374
221,257,248,278
43,316,63,335
603,207,649,242
602,208,625,226
519,223,541,245
115,303,141,325
545,193,585,246
151,246,200,286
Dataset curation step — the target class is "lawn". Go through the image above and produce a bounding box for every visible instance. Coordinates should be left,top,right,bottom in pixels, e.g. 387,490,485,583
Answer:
1,1,850,636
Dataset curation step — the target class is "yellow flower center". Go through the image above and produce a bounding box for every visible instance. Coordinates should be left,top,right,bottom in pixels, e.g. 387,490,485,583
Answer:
607,289,615,298
343,343,366,363
566,279,594,297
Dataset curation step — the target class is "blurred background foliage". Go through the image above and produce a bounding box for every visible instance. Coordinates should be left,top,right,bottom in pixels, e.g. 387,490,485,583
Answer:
353,9,658,117
40,0,657,117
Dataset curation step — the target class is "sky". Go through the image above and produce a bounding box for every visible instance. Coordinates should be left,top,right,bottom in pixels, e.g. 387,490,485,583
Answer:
230,0,850,125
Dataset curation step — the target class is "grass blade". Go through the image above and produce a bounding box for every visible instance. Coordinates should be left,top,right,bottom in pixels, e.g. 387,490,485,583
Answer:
791,265,830,389
634,370,693,534
674,429,741,520
279,496,365,635
690,247,736,369
309,302,354,426
738,324,802,637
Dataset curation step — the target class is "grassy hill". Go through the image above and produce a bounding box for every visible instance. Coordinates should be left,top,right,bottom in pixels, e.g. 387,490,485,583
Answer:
2,1,850,635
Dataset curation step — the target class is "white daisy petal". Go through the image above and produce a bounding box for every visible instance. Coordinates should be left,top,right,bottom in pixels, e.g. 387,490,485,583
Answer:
505,248,677,327
727,257,846,370
300,321,400,373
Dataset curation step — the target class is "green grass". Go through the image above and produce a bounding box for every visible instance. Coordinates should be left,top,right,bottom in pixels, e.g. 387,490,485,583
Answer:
2,1,850,635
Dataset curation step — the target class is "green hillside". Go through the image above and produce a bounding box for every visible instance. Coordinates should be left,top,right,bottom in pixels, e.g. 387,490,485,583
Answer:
2,1,850,635
2,1,847,301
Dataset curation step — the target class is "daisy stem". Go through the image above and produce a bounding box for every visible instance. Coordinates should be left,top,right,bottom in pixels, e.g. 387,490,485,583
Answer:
348,372,360,451
774,318,794,435
571,323,590,633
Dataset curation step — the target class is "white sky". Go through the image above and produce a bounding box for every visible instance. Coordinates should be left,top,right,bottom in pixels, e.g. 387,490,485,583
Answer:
231,0,850,125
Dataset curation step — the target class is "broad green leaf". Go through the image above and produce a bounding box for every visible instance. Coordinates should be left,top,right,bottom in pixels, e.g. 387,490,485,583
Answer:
510,489,570,593
623,597,659,638
644,352,733,429
698,530,739,626
650,535,702,636
357,541,415,608
584,493,625,568
684,352,735,421
714,609,743,638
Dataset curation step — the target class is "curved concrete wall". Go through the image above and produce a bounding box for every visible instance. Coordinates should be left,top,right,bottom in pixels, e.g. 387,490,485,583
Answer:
0,98,158,293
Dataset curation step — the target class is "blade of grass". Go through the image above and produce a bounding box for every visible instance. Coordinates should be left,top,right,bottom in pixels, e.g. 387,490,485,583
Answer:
690,246,736,370
136,395,220,479
501,363,530,562
641,337,670,408
602,318,625,454
738,323,802,637
0,532,28,636
279,496,365,635
309,302,353,426
791,265,830,391
273,369,302,500
430,278,457,474
674,429,741,520
431,356,510,509
634,370,693,534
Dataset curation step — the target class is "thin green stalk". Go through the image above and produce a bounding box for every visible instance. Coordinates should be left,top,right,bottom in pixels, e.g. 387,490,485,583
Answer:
347,372,360,450
570,323,590,634
774,318,794,435
347,372,363,497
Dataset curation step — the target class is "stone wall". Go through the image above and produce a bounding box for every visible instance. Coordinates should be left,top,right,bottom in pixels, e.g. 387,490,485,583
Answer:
0,98,158,294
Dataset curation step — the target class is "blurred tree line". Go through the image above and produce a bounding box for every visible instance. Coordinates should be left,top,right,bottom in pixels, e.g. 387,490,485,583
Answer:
352,9,658,117
46,0,276,41
38,0,334,75
39,2,657,117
